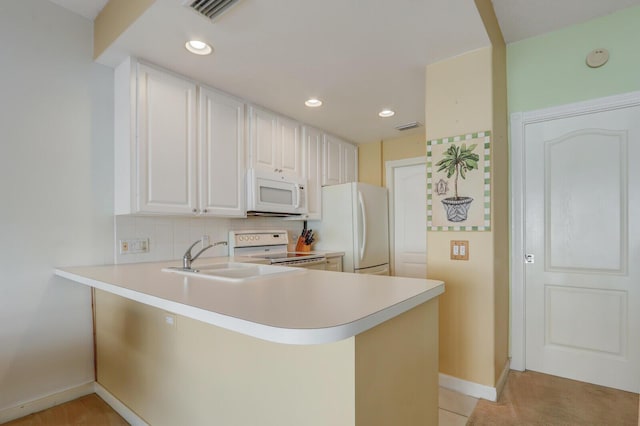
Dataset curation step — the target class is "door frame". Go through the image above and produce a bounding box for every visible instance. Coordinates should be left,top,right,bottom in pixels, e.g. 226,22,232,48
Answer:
385,156,426,276
510,90,640,371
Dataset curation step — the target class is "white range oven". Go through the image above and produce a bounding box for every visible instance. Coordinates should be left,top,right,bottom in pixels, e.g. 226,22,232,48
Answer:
228,230,327,269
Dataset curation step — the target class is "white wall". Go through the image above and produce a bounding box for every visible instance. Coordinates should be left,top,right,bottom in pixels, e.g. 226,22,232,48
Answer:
0,0,114,411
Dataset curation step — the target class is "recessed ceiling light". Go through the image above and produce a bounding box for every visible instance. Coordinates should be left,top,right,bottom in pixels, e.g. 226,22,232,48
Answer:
305,98,323,107
378,109,395,118
185,40,212,55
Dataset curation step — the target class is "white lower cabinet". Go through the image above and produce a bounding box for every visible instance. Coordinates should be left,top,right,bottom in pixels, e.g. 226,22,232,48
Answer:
326,256,343,272
115,58,245,217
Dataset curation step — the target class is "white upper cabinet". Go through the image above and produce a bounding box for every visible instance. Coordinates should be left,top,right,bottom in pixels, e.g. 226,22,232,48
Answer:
323,134,342,186
278,116,302,177
302,126,323,220
249,106,278,172
115,58,246,217
322,134,358,186
198,86,246,217
342,141,358,183
248,105,302,179
135,62,197,214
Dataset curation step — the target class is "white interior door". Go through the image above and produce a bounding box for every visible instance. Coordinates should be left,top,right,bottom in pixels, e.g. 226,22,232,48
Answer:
524,105,640,393
388,160,427,278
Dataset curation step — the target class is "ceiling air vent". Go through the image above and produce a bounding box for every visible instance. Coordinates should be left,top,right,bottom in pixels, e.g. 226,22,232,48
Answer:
394,121,422,131
182,0,242,21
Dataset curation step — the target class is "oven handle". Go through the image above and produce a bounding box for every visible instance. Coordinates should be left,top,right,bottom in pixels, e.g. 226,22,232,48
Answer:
284,258,328,267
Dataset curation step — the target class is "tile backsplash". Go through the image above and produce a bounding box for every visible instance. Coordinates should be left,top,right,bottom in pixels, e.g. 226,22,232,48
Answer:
115,215,304,264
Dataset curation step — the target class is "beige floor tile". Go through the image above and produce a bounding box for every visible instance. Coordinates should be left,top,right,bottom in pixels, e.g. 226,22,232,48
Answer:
439,387,478,417
439,408,468,426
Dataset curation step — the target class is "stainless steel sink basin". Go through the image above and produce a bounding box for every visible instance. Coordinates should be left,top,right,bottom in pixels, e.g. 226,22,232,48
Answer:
162,262,302,282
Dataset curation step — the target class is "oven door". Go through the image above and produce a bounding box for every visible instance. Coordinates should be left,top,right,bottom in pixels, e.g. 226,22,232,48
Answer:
247,169,308,214
283,258,328,270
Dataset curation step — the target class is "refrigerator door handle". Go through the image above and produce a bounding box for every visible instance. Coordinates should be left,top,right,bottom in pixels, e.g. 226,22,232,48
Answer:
358,191,367,261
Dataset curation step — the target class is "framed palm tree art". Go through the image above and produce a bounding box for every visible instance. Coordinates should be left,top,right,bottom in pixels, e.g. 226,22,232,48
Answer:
427,131,491,231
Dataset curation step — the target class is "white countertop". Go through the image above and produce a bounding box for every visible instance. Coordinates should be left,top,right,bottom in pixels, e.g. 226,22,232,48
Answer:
55,257,443,345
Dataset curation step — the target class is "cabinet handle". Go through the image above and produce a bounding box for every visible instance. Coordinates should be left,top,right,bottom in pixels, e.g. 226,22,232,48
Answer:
192,208,198,213
203,209,208,213
274,168,279,172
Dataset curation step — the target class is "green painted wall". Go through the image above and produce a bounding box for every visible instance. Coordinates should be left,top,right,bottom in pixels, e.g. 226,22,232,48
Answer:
508,6,640,113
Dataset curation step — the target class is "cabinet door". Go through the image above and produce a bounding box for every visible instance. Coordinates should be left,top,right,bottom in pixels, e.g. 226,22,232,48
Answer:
303,126,323,220
278,116,302,178
326,256,343,272
137,64,197,214
199,87,246,217
342,142,358,183
323,134,342,186
249,106,278,172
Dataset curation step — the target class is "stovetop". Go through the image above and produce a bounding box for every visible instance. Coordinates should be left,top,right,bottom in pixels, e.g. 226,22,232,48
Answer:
229,230,325,264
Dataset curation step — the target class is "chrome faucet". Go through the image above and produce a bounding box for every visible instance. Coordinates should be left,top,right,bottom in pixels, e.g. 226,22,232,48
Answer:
182,238,227,271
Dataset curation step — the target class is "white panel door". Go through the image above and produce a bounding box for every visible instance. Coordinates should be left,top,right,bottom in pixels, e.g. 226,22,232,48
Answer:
198,87,245,217
392,163,427,278
137,64,197,214
524,105,640,392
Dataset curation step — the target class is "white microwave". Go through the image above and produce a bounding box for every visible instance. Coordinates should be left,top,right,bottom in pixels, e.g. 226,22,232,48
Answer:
246,169,308,216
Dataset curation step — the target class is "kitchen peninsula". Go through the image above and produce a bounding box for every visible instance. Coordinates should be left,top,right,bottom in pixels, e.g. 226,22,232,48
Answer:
56,259,444,426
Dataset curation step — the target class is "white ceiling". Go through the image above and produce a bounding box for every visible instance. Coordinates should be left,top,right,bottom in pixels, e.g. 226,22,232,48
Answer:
48,0,640,144
48,0,108,20
492,0,640,43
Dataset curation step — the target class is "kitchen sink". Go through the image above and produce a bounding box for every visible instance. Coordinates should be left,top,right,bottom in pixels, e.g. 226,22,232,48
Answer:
162,262,302,282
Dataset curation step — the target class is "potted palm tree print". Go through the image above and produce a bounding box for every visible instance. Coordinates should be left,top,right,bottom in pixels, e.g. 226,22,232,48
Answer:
435,143,479,222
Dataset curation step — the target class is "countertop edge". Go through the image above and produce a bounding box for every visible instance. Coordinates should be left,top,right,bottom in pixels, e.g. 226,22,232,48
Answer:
55,268,443,345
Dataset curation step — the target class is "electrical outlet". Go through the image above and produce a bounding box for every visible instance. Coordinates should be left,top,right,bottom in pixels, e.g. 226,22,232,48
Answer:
119,238,150,254
450,240,469,261
202,234,210,247
164,313,176,328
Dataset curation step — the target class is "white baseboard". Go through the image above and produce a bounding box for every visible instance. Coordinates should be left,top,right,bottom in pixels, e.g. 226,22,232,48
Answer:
0,381,147,426
0,381,95,424
439,359,511,402
94,382,148,426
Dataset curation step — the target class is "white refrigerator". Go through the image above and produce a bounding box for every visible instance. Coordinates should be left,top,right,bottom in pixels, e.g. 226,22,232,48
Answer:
310,182,389,275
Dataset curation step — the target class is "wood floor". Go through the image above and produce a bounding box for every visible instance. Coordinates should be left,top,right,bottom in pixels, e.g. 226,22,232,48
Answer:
3,394,128,426
468,370,639,425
